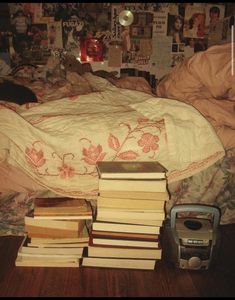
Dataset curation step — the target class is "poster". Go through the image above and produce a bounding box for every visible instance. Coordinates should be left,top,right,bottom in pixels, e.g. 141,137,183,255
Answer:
152,10,168,37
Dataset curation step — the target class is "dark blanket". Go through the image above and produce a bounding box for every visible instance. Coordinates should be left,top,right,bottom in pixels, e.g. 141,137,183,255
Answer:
0,80,37,104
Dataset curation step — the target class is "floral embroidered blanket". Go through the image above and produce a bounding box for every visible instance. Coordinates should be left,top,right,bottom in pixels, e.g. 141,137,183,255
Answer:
0,74,224,198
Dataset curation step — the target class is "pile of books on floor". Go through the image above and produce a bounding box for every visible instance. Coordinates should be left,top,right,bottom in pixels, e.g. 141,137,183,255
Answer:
15,197,93,267
82,161,169,270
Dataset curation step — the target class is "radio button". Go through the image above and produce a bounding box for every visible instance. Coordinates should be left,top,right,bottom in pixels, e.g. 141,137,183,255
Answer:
188,256,202,268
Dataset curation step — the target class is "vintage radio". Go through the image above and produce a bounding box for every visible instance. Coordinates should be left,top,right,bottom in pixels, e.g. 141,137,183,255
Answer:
162,204,221,270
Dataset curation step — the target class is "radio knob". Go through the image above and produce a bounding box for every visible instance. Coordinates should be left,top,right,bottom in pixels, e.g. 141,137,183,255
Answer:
188,256,202,268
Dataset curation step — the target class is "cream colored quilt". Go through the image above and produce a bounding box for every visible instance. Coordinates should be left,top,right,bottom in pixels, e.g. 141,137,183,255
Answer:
0,74,224,198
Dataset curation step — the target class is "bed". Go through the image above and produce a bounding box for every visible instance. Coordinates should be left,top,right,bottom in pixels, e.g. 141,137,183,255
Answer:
0,42,234,236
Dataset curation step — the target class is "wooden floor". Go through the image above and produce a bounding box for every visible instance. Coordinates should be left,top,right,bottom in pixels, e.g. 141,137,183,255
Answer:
0,224,235,297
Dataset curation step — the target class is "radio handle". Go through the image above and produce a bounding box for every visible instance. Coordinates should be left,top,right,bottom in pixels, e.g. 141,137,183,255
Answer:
170,204,220,245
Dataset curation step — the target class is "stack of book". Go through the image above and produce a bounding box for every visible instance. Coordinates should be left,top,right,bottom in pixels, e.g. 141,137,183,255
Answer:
15,198,93,267
82,161,169,270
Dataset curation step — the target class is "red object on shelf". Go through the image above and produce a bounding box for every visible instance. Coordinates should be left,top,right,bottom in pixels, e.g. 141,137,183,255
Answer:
80,38,103,62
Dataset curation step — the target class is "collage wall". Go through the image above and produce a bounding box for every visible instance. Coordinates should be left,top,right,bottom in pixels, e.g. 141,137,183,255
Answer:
0,2,234,82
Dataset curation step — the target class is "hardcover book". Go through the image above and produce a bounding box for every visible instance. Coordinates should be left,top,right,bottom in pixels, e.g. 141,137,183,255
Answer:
96,161,167,179
33,198,92,216
24,216,86,238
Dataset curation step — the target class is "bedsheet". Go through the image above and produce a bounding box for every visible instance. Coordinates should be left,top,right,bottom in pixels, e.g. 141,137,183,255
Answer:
156,42,235,150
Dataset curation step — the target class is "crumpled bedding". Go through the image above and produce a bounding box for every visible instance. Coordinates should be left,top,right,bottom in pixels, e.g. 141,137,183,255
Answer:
0,73,224,198
156,42,235,150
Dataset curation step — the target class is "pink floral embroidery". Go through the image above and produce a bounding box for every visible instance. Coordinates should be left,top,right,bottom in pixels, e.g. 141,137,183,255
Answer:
25,147,46,168
138,133,159,153
58,164,75,179
82,144,106,165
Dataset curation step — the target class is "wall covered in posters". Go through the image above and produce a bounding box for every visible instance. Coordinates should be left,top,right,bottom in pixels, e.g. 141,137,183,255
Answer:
0,2,234,84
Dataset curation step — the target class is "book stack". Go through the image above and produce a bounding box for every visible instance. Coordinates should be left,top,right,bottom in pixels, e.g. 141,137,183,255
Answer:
15,198,92,267
82,161,169,270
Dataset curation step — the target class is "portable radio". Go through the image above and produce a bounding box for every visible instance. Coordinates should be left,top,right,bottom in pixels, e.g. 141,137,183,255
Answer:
162,204,221,270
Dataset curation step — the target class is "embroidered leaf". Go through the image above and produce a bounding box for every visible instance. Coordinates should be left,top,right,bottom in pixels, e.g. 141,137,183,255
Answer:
117,151,139,160
108,133,120,151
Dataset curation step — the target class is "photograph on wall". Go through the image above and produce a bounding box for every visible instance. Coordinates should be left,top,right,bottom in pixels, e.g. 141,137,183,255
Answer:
167,14,184,44
183,5,206,38
205,4,225,34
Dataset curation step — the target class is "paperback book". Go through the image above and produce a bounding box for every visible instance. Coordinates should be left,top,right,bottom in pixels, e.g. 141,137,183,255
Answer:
98,178,167,193
82,256,156,270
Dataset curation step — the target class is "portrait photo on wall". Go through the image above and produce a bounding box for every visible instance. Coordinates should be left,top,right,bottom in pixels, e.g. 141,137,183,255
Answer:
167,14,184,44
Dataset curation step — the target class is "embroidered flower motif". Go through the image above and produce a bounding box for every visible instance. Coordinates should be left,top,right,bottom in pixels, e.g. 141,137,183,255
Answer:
58,164,75,179
25,147,46,168
138,133,159,153
82,144,106,165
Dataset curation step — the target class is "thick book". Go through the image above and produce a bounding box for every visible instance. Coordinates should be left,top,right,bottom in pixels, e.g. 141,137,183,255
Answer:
96,208,165,221
28,226,89,246
25,216,85,231
24,216,86,238
96,161,167,179
99,190,169,200
87,244,162,260
15,256,81,268
33,214,92,220
33,198,92,218
92,221,161,235
96,217,164,227
98,178,167,193
82,256,156,270
17,252,82,260
97,196,166,210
